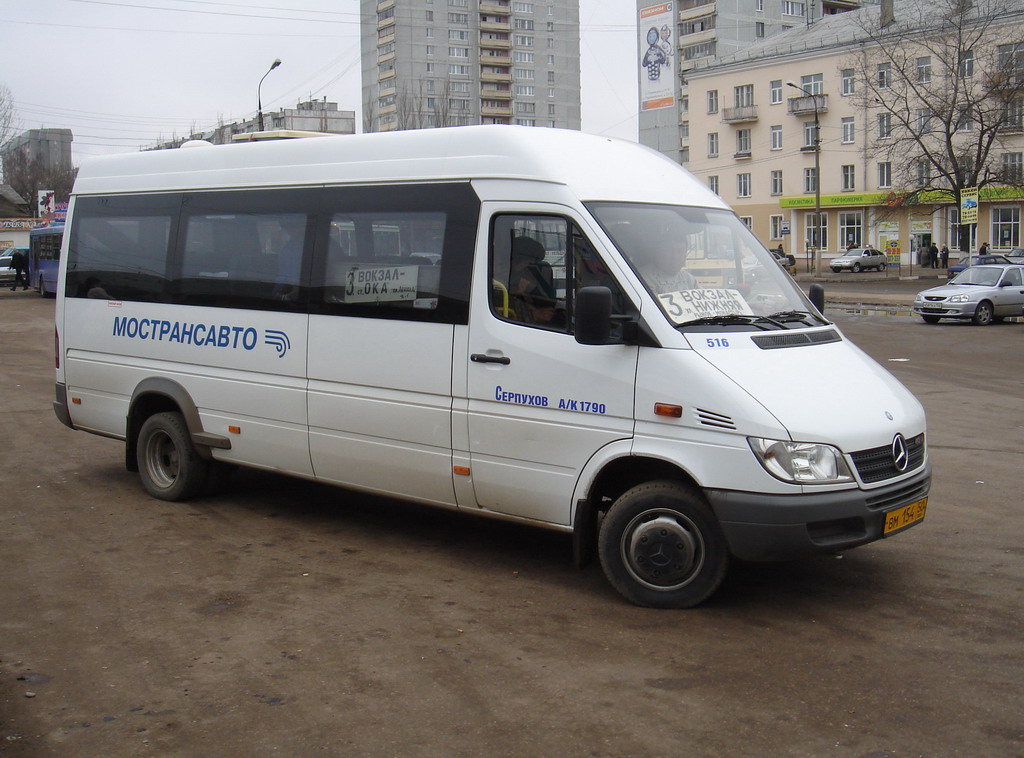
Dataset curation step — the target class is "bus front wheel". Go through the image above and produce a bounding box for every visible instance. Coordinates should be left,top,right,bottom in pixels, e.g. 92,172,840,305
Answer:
137,411,209,501
598,480,729,608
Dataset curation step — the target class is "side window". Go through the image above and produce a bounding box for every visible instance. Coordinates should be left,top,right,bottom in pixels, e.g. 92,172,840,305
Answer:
66,194,179,302
490,214,630,334
312,183,478,324
1005,266,1022,286
175,189,317,311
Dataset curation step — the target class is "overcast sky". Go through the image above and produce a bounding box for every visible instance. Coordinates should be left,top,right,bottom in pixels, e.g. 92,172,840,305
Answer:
4,0,639,165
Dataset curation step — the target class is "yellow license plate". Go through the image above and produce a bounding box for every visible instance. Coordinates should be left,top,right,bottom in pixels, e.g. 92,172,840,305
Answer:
883,497,928,535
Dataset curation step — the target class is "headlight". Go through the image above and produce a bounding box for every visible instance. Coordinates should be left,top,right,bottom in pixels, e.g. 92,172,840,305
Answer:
749,437,854,484
948,294,970,303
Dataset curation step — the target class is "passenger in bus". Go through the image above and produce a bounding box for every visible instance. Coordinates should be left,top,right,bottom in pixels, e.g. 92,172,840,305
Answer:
617,222,698,296
508,235,558,325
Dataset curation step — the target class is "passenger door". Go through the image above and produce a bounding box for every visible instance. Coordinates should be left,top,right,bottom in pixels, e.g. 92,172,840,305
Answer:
463,207,639,526
994,266,1024,316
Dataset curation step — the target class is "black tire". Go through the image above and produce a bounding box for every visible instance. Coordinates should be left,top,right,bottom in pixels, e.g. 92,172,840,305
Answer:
971,301,994,326
598,480,729,609
879,262,887,271
852,263,862,273
136,411,209,501
831,267,841,274
921,315,941,324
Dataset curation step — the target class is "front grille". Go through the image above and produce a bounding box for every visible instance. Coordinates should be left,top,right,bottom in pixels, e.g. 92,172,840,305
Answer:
751,328,841,350
850,433,926,484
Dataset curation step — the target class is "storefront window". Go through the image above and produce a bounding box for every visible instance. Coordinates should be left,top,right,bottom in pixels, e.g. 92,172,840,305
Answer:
991,205,1020,248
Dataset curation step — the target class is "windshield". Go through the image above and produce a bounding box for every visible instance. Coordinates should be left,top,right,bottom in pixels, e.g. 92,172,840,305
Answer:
587,202,824,329
951,267,1003,286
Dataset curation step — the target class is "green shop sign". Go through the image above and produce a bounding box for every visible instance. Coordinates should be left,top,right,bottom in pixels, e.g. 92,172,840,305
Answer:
780,187,1024,209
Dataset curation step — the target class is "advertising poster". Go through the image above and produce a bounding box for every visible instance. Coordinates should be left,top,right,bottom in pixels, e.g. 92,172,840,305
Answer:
639,3,675,111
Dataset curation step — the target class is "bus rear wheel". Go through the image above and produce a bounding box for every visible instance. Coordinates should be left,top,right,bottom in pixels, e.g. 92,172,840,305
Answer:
598,480,729,608
137,411,209,501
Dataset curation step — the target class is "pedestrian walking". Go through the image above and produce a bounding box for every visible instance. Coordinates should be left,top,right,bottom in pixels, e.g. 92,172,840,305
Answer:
10,249,29,291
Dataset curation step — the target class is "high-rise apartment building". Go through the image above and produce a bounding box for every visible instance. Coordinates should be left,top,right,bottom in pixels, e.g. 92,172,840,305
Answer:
638,0,865,160
361,0,581,132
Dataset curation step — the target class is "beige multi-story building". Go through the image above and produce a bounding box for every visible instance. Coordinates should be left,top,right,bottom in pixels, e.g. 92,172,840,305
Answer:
361,0,581,132
662,1,1024,269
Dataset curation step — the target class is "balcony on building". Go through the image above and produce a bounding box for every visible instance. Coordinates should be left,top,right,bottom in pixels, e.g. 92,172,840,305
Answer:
480,35,512,50
481,103,513,117
787,94,828,116
678,1,717,22
722,105,758,124
479,0,511,16
733,151,752,160
480,69,513,83
376,0,394,10
481,85,513,100
480,18,511,32
481,52,512,65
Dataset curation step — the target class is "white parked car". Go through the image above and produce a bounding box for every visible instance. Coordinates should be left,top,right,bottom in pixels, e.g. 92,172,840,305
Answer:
913,265,1024,325
830,247,887,273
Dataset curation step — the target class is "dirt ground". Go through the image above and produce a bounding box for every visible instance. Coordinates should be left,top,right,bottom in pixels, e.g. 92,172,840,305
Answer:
1,287,1021,758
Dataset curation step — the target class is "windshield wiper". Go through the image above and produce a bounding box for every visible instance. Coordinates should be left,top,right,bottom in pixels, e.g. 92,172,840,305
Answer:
767,310,825,325
681,314,780,330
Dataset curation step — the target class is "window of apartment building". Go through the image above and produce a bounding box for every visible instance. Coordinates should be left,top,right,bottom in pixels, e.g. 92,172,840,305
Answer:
547,54,555,65
379,41,396,56
878,161,892,188
917,107,933,134
515,51,535,63
956,105,973,132
771,170,783,195
448,12,468,23
515,85,535,96
992,205,1021,247
803,121,818,148
959,49,974,78
684,15,715,34
740,216,753,229
708,132,719,157
515,118,536,126
514,18,534,30
547,71,555,82
736,129,752,156
683,42,716,60
770,125,782,150
997,43,1024,83
839,212,863,248
805,212,827,248
877,63,892,89
449,99,470,111
804,167,817,193
378,61,395,77
1003,152,1023,183
734,84,754,107
737,173,752,198
426,62,435,73
770,215,784,240
707,89,719,114
841,68,855,95
841,164,855,191
449,64,470,75
449,29,468,41
514,35,534,46
449,47,470,58
514,68,535,80
681,95,689,114
916,160,931,187
841,117,855,144
547,21,554,31
877,112,892,139
548,87,555,97
547,37,555,49
516,102,536,114
377,7,395,22
681,147,690,163
549,103,556,115
426,10,434,21
782,1,805,16
916,56,931,83
449,0,468,5
755,22,765,38
513,1,534,10
681,121,690,139
756,0,764,9
450,81,469,93
1005,98,1024,130
708,175,719,194
800,73,823,95
770,80,782,104
425,45,435,56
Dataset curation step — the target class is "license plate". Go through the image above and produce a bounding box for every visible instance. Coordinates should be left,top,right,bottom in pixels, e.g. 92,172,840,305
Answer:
883,497,928,535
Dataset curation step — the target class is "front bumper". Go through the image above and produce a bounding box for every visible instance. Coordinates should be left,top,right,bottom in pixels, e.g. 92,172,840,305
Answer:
706,464,931,561
913,302,973,318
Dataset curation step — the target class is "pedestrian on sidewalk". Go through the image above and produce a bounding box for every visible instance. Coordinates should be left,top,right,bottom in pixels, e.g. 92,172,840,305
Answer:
10,249,29,291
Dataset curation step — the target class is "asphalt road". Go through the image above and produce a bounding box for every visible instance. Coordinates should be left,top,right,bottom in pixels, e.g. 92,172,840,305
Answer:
1,287,1021,758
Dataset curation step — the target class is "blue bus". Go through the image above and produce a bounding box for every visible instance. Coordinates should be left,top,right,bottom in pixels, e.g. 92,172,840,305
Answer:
29,225,64,297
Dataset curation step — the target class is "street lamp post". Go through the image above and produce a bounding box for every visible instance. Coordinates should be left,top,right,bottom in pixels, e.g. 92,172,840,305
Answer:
787,81,821,275
257,58,282,132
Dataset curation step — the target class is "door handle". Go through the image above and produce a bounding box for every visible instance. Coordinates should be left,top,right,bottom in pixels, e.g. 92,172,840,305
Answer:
471,353,511,365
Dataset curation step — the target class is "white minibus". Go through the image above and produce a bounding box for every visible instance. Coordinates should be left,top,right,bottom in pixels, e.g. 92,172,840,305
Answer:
54,126,929,607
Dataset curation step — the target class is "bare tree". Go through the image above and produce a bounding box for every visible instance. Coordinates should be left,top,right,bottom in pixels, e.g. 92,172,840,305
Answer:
849,0,1024,251
0,83,21,181
4,150,78,206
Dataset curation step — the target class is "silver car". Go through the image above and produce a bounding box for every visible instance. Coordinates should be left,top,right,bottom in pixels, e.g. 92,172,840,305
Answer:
830,247,887,273
913,265,1024,325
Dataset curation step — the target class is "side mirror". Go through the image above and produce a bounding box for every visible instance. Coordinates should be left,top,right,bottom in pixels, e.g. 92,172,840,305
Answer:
808,283,826,316
575,286,612,345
